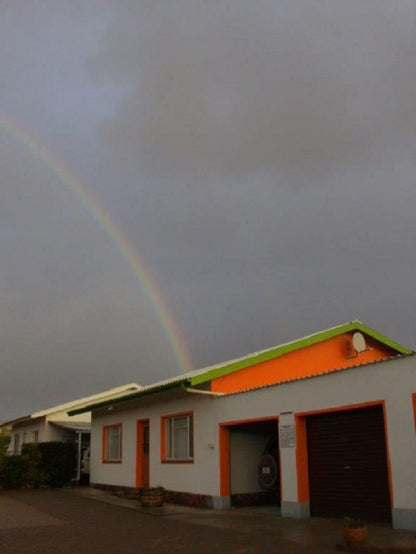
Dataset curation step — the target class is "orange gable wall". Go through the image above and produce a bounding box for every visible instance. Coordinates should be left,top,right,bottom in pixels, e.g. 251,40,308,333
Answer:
210,333,396,394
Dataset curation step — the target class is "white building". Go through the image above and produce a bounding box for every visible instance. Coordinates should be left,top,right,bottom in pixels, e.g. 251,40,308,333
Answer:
69,322,416,530
2,383,141,479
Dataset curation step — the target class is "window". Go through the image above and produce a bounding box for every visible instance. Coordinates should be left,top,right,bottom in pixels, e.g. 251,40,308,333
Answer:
32,430,39,443
162,412,193,462
102,424,122,462
13,433,20,454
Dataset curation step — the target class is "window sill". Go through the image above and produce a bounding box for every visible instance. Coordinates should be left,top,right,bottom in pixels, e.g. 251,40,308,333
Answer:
102,460,122,464
162,459,194,464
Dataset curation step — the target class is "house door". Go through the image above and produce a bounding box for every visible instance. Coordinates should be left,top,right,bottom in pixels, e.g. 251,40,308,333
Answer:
136,420,150,487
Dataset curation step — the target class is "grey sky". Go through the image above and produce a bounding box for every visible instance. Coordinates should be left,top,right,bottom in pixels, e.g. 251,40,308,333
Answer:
1,1,415,420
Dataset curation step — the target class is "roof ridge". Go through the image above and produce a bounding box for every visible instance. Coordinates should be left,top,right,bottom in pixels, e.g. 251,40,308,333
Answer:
29,383,142,419
152,320,365,383
68,320,411,416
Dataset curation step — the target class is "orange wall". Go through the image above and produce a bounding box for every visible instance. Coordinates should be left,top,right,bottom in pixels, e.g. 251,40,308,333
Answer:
211,333,395,394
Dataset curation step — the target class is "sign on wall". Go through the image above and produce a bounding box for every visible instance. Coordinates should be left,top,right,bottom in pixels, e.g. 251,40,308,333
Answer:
279,424,295,448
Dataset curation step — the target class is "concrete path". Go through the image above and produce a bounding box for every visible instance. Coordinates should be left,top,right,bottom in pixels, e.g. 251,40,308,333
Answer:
68,487,416,551
0,488,415,554
0,494,63,530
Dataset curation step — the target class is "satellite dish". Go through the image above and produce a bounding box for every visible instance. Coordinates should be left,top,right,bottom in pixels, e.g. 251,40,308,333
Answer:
352,332,366,353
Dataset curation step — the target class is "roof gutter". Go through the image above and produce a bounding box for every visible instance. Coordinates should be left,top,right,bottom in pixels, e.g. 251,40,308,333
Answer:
68,379,192,416
182,386,225,397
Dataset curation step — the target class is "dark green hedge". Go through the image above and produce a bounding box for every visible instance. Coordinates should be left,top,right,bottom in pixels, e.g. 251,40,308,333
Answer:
38,442,76,488
21,443,47,487
0,455,28,489
0,442,76,489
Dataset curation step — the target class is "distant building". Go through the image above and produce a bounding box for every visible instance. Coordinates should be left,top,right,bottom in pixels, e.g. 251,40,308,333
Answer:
1,383,141,480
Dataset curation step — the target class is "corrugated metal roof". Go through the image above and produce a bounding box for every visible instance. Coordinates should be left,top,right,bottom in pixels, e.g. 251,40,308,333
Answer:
0,414,32,427
1,384,142,427
68,321,412,416
189,320,412,385
68,379,191,415
31,383,142,418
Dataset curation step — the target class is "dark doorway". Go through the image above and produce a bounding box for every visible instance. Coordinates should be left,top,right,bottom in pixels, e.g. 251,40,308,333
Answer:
228,419,280,508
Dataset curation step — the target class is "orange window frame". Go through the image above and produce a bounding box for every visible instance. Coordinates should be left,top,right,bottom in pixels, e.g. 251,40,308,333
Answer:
102,423,123,463
161,411,194,464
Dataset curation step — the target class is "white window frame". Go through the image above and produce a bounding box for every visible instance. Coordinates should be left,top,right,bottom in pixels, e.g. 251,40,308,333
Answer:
103,424,122,462
165,413,193,461
13,433,20,454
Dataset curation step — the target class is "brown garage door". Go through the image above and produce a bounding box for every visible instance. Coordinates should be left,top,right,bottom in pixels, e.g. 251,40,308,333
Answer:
306,405,391,522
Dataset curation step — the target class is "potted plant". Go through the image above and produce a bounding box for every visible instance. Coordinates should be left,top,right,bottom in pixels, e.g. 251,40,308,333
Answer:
343,516,368,546
139,486,165,507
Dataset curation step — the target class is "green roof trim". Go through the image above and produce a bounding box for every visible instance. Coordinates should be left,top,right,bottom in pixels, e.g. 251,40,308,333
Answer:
68,379,191,416
68,320,411,415
189,320,412,386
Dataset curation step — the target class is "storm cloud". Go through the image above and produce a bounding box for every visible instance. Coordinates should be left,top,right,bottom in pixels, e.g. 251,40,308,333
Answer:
93,2,416,181
1,1,415,419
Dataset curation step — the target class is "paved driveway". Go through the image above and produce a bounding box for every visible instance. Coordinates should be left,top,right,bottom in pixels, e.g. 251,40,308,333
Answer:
0,489,415,554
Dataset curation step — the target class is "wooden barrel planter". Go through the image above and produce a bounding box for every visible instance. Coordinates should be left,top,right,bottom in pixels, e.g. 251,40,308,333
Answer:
343,518,367,547
139,487,165,507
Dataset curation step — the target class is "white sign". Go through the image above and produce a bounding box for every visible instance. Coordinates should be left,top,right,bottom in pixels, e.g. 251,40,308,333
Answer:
279,424,295,448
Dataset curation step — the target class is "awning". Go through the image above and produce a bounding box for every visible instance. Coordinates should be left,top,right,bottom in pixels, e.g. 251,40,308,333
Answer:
49,421,91,433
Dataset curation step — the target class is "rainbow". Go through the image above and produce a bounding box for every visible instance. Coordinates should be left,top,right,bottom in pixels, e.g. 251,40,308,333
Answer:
0,112,193,374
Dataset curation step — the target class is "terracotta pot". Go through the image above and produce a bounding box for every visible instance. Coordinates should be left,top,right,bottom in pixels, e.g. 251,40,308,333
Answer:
140,488,165,507
343,524,367,545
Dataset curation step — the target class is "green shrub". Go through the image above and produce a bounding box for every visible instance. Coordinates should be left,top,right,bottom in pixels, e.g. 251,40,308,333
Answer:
0,431,10,479
0,441,77,489
38,442,77,488
0,431,10,456
0,455,28,489
21,443,47,487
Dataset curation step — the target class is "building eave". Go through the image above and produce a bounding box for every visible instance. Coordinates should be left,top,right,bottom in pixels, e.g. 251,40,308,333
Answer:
68,379,192,416
189,320,412,385
67,320,412,416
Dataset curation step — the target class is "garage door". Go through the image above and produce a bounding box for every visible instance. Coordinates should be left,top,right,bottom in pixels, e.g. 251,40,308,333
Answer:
306,405,391,522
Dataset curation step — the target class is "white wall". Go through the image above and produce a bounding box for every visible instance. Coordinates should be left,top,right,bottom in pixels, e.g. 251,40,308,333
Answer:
90,356,416,523
47,409,92,423
229,430,270,493
91,392,219,493
7,411,87,453
8,419,47,453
